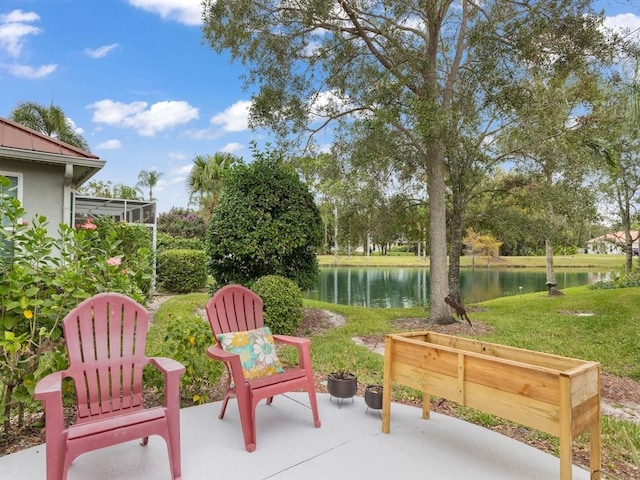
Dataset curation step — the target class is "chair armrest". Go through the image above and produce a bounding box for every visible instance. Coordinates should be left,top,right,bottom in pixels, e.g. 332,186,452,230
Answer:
34,372,65,434
34,371,64,400
148,357,186,409
207,345,246,387
149,356,186,376
273,335,310,347
273,335,314,370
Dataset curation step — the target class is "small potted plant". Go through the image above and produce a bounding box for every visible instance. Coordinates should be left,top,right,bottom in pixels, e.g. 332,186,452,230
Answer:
327,370,358,407
364,384,383,413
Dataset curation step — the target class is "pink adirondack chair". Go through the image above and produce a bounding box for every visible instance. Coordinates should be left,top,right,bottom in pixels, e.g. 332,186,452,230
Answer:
205,284,321,452
34,292,185,480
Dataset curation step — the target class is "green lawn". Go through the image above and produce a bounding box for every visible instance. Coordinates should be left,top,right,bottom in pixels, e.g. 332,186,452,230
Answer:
149,284,640,472
318,253,628,269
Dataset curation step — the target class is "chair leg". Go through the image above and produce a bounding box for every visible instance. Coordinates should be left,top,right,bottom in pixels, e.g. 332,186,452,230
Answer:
219,393,231,419
163,424,182,480
235,390,257,452
45,441,65,480
307,382,321,428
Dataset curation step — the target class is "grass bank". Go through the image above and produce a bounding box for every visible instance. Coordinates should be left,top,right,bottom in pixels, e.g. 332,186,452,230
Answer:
150,284,640,475
318,253,627,269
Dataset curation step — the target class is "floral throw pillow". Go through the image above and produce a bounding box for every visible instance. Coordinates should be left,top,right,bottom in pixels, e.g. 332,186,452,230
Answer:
217,326,284,380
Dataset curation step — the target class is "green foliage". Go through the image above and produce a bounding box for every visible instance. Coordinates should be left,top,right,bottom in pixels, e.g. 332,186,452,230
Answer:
206,148,323,290
157,233,205,251
251,275,303,335
157,249,208,294
91,216,153,296
11,101,90,151
590,265,640,290
145,312,221,406
157,208,208,240
0,176,150,430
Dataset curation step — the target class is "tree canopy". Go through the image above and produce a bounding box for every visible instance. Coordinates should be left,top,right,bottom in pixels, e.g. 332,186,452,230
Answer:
202,0,617,322
10,101,90,152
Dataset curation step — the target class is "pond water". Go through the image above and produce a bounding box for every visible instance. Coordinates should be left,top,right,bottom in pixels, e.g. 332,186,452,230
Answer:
304,267,611,308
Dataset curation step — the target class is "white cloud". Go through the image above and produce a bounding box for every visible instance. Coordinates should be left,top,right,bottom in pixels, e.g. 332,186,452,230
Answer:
220,142,242,153
168,151,188,161
158,174,187,187
170,163,193,175
96,139,122,149
210,100,251,132
0,9,41,57
88,99,199,136
127,0,202,26
84,43,119,59
605,13,640,43
6,63,56,78
66,117,84,135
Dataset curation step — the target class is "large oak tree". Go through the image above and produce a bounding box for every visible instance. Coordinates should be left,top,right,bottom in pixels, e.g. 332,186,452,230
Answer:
202,0,613,322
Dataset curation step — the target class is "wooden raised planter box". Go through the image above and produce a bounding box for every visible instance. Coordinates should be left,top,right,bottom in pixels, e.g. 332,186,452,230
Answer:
382,331,601,480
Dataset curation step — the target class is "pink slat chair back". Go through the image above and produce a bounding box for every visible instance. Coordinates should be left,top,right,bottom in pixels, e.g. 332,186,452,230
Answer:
206,284,264,337
64,292,148,422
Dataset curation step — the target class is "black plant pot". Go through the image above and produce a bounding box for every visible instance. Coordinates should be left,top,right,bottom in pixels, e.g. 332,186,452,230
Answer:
364,384,383,410
327,373,357,407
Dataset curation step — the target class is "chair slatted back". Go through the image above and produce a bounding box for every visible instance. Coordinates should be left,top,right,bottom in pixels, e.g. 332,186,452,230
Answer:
206,285,264,339
63,292,148,422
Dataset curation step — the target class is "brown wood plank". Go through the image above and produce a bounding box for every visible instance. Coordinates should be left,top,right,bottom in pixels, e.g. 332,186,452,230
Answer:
465,382,560,436
571,395,601,438
465,355,560,404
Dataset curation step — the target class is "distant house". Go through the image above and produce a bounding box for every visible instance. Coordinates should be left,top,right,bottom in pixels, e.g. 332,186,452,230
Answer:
585,230,640,255
0,116,156,233
0,116,104,230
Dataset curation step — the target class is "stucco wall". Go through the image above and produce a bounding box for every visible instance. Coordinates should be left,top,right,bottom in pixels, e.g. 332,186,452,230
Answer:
0,158,66,228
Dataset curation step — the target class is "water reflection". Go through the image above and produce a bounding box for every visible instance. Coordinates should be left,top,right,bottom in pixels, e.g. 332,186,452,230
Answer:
305,267,610,308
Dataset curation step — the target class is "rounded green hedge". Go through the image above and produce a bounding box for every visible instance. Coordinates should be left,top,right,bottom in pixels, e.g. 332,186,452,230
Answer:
156,249,207,293
251,275,303,336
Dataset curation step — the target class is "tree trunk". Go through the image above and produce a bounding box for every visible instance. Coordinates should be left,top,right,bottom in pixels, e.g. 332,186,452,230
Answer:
428,152,453,323
3,383,13,433
545,239,563,296
447,200,464,306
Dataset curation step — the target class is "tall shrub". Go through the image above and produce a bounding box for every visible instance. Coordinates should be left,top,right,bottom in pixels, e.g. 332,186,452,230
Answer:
206,148,323,290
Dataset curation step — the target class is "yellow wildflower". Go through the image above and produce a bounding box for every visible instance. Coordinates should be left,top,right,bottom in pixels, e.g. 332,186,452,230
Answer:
23,310,33,319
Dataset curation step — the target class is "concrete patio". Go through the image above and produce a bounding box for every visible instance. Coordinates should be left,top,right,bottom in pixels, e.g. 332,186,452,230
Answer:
0,392,591,479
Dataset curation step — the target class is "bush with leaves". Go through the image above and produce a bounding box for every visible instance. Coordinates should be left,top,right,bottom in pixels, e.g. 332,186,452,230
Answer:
158,208,207,239
157,232,204,251
91,216,153,296
157,249,208,293
251,275,303,335
145,313,221,406
0,176,151,432
206,148,323,290
590,264,640,290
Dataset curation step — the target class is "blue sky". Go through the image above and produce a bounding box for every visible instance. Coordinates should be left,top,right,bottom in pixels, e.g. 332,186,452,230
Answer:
1,1,639,214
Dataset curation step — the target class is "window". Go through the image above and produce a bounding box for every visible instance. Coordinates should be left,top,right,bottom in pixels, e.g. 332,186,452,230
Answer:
1,171,23,228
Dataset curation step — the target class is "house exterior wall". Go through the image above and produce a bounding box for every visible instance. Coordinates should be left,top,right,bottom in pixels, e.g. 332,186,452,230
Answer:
586,232,640,255
0,158,66,228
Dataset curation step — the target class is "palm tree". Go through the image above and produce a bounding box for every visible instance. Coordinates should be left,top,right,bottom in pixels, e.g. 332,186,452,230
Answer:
10,101,91,151
187,152,242,217
113,184,143,200
136,170,163,201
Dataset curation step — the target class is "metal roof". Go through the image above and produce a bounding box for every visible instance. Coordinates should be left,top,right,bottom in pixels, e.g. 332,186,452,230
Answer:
0,116,104,186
